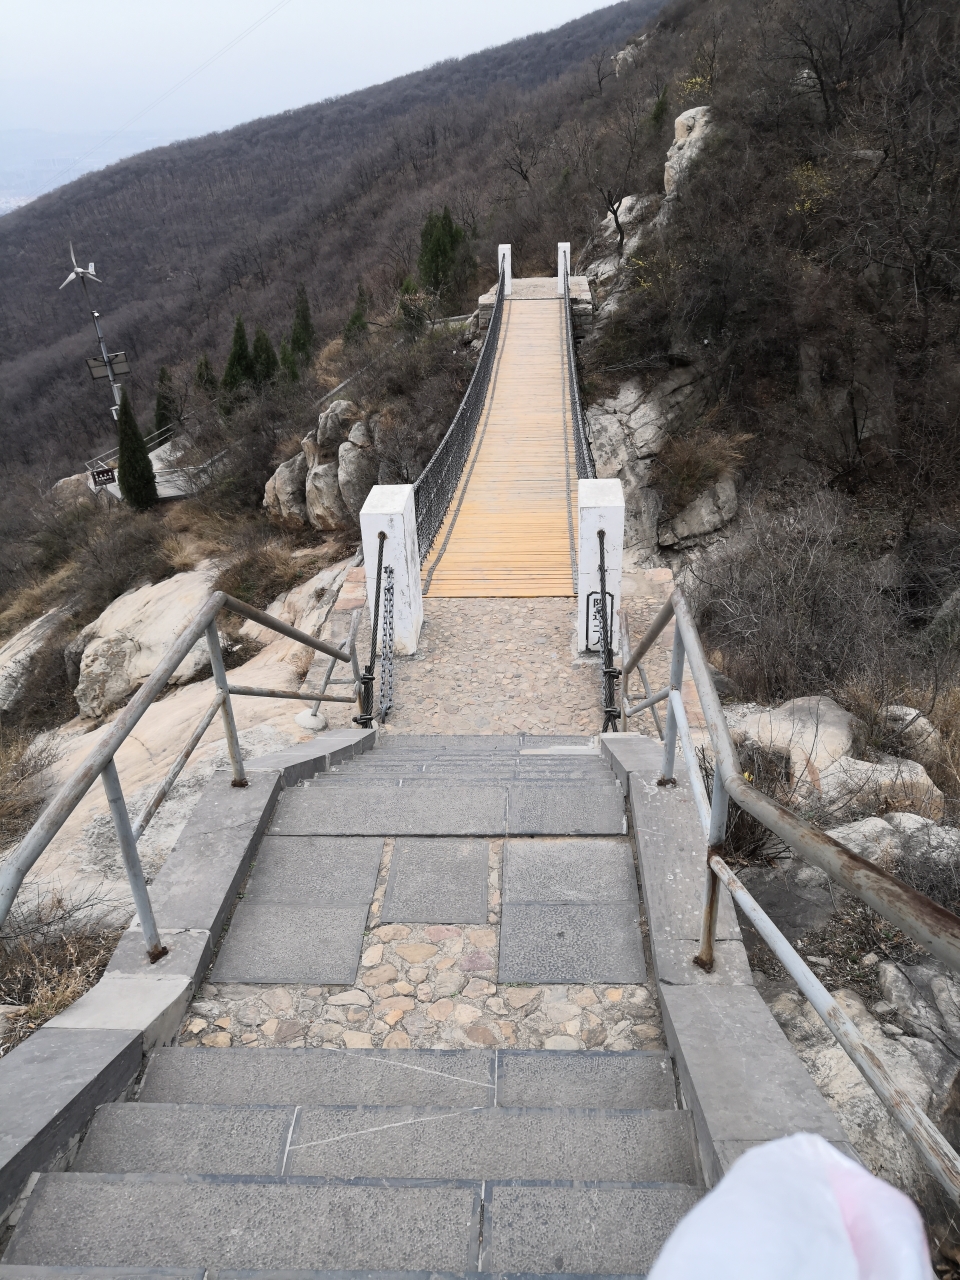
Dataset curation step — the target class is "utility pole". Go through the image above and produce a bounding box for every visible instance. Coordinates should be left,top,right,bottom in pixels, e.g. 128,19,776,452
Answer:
60,242,130,421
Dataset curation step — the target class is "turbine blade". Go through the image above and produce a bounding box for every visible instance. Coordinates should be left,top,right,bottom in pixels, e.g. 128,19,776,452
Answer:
69,241,78,268
59,270,77,289
88,273,102,283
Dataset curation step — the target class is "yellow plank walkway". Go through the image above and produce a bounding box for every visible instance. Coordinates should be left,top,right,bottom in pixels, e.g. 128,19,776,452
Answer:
422,285,577,598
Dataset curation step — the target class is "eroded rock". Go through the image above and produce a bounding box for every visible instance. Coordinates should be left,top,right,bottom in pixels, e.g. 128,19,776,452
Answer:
881,705,951,775
263,451,308,522
733,695,858,795
305,461,352,531
663,107,713,197
658,475,737,547
0,607,70,713
337,420,379,521
818,754,944,821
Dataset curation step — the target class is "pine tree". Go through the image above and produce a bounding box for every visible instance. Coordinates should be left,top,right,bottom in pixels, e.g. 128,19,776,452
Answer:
343,285,369,343
279,338,299,381
221,316,254,392
290,283,315,363
153,366,176,436
418,207,466,295
194,352,218,394
251,325,279,385
116,387,159,511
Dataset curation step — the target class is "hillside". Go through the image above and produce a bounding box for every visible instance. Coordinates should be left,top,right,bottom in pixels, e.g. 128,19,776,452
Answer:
0,1,661,475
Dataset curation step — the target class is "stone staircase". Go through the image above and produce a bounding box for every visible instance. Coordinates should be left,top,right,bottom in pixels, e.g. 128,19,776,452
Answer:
0,736,703,1277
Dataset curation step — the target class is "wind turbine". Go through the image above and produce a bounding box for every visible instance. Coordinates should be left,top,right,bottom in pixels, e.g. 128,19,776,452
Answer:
60,241,128,419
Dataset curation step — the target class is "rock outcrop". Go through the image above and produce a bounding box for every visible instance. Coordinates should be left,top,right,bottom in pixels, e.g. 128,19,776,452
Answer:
73,563,220,719
881,705,952,776
263,451,308,522
818,754,944,820
0,608,70,712
658,476,738,548
305,462,352,530
732,695,857,795
337,419,380,520
663,107,713,197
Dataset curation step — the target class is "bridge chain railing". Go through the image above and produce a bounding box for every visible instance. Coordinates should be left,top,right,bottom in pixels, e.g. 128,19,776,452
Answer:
619,586,960,1204
0,593,363,963
355,532,395,728
563,262,596,480
413,265,506,563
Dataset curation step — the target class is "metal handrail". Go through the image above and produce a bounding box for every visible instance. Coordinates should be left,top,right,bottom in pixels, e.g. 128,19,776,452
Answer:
413,264,506,563
562,262,595,480
85,425,175,472
619,586,960,1201
0,592,360,962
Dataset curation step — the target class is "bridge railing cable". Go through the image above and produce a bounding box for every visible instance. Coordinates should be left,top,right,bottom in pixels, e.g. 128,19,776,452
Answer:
413,265,506,563
618,587,960,1204
563,262,596,480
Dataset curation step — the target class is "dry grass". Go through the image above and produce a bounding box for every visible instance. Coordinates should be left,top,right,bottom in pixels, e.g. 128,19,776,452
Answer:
0,927,121,1057
654,427,751,518
0,564,76,644
0,730,59,850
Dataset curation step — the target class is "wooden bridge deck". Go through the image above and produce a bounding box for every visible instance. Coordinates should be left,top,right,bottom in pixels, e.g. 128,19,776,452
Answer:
421,289,577,598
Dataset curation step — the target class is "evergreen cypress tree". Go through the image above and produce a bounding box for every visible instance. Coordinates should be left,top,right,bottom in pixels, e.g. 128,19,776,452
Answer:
343,285,369,344
221,316,254,392
116,387,159,511
279,338,299,380
153,366,176,436
290,283,315,363
251,325,279,385
418,207,466,295
194,352,218,394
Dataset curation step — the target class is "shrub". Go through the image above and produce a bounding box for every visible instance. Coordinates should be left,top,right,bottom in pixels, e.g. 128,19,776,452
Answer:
654,426,750,517
116,388,159,511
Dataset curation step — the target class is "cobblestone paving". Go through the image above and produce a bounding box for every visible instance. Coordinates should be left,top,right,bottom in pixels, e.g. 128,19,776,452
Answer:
180,568,676,1053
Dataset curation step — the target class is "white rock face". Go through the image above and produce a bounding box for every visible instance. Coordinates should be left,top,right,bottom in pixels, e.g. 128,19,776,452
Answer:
73,564,220,719
315,399,358,451
733,695,858,794
818,753,945,820
0,608,70,712
881,705,951,774
338,421,380,521
50,472,95,505
825,816,902,867
586,369,706,555
658,475,737,547
663,107,713,196
263,451,308,522
305,461,352,530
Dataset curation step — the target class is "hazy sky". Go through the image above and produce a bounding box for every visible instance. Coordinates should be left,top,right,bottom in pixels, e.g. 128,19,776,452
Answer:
2,2,607,147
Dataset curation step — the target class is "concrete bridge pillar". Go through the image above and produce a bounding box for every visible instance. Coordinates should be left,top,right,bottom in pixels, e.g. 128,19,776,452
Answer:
557,242,570,294
359,485,423,655
577,479,624,654
498,244,512,296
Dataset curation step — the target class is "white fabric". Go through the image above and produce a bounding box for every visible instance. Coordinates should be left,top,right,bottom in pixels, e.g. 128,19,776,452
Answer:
648,1133,933,1280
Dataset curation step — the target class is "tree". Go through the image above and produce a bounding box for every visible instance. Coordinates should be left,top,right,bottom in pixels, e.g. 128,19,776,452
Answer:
116,387,159,510
153,366,176,436
417,207,466,295
290,283,315,363
279,338,299,380
251,325,279,385
221,315,254,392
194,352,217,394
343,285,369,343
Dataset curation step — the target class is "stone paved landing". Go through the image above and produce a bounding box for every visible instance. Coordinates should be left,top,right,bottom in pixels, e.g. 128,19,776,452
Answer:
382,838,488,923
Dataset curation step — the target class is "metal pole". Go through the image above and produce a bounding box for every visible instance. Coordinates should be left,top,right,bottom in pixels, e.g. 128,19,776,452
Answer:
659,627,685,784
100,758,166,963
81,277,121,413
205,622,247,787
694,773,731,971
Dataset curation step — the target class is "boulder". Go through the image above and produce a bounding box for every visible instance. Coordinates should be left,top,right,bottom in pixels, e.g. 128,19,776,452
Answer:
884,812,960,878
315,399,358,450
73,564,220,719
733,695,857,795
0,607,70,713
305,462,352,531
337,421,380,521
824,816,902,868
50,472,95,505
881,704,951,774
663,107,713,197
658,474,737,547
818,754,945,821
263,451,308,522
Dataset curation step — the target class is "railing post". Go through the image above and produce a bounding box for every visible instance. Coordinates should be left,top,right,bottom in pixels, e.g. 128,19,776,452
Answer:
100,758,167,963
576,479,624,655
205,621,247,787
557,242,570,295
659,627,685,784
498,244,512,296
694,773,730,971
360,485,422,654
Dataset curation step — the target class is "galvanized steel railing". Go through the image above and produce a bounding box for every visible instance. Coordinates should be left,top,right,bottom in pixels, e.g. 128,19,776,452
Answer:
0,594,362,962
620,586,960,1203
413,265,506,563
563,262,595,480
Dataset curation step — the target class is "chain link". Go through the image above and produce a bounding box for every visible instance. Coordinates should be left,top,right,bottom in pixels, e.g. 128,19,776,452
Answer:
564,263,596,480
378,566,394,722
598,529,620,733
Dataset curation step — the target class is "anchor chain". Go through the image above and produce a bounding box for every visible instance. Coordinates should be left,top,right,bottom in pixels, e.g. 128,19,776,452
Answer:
378,565,395,723
354,531,386,728
598,529,620,733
